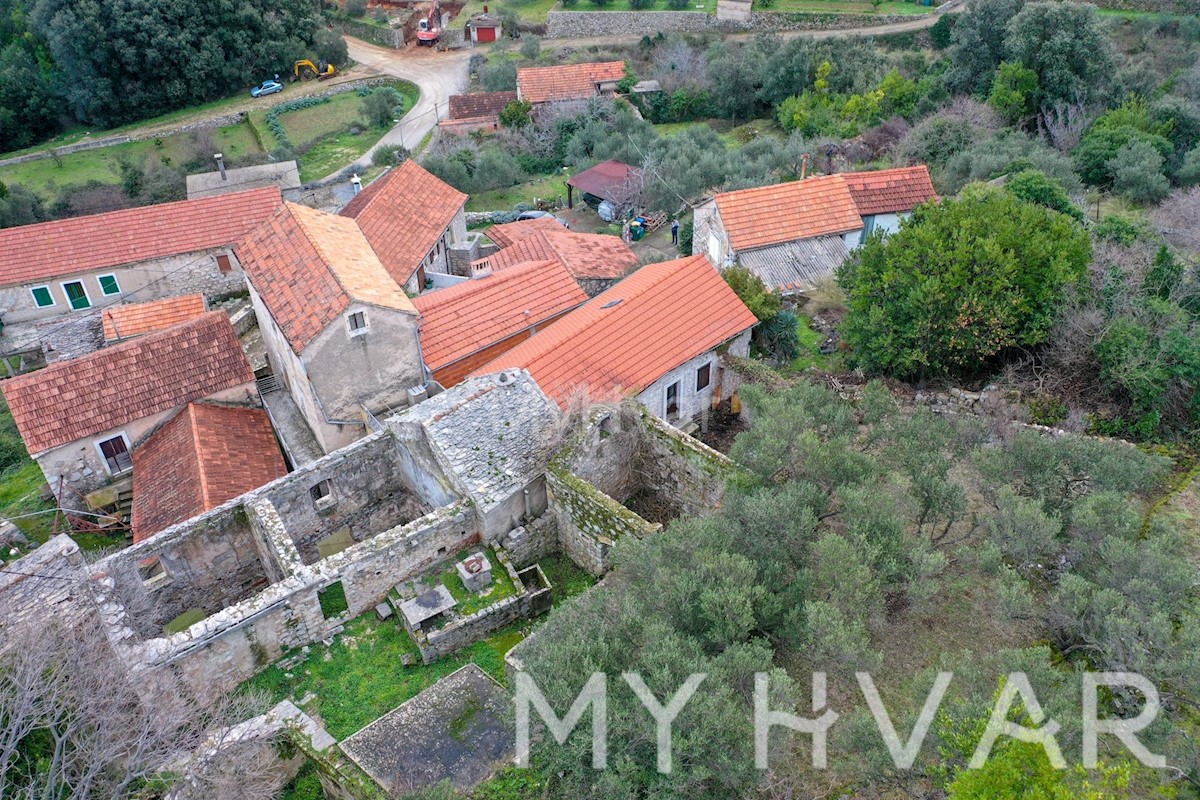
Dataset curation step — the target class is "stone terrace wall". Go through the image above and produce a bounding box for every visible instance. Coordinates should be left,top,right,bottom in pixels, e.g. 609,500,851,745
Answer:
545,8,915,38
0,536,91,635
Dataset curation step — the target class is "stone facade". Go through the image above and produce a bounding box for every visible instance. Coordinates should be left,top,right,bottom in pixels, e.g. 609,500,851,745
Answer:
636,331,751,430
498,513,559,568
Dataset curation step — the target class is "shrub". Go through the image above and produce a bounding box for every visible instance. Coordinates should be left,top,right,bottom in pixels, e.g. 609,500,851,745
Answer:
840,184,1091,379
314,28,350,68
677,218,693,255
362,87,403,128
372,144,409,168
1004,169,1084,221
929,13,955,49
344,0,367,17
723,267,781,321
498,100,533,128
519,35,541,61
1109,140,1171,204
480,60,518,92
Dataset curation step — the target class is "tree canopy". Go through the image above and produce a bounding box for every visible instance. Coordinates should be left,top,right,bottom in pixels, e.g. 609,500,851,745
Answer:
839,184,1090,379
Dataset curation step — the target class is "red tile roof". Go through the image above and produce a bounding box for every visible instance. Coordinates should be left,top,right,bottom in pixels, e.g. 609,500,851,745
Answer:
339,160,468,285
517,61,626,104
479,221,637,280
132,403,287,542
713,174,863,253
237,203,417,353
0,187,281,287
102,294,208,343
449,91,518,120
842,165,938,216
2,312,254,454
413,259,587,371
567,160,642,205
476,255,757,406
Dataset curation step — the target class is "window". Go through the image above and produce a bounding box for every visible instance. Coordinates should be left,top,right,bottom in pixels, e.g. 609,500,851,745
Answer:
30,286,54,308
138,556,169,588
215,254,233,273
61,281,90,310
665,382,680,418
310,480,332,502
348,311,368,335
862,215,876,237
97,434,132,474
98,274,121,296
696,363,711,391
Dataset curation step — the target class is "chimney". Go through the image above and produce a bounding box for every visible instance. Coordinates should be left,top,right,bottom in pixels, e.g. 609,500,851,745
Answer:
483,4,488,11
471,259,493,278
800,153,809,180
351,173,362,195
214,153,226,181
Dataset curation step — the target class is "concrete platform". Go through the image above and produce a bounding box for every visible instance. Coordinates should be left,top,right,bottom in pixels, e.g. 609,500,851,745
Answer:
260,384,325,468
340,664,513,795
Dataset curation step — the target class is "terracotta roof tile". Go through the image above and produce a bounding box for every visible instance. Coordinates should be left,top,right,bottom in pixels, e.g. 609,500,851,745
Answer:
102,294,208,343
842,165,938,216
714,174,863,252
479,221,637,280
339,160,467,285
0,187,281,287
2,312,254,454
567,160,642,204
413,259,587,371
476,255,757,406
131,403,287,542
449,91,518,120
517,61,626,104
237,203,416,353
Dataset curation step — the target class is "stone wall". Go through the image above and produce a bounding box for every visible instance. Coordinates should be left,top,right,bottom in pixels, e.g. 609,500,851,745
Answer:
498,513,558,568
414,551,551,663
1081,0,1191,10
545,8,917,38
333,19,406,48
547,464,658,575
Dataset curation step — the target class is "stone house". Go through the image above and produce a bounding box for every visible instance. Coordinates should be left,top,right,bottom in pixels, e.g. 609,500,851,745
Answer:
338,160,469,294
237,202,425,457
478,255,758,429
516,61,626,106
438,91,516,137
0,187,281,333
693,165,937,294
412,259,587,388
1,311,258,504
476,216,638,296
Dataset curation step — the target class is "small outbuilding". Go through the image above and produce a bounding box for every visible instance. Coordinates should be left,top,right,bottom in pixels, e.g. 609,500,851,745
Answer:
467,9,502,42
566,159,643,212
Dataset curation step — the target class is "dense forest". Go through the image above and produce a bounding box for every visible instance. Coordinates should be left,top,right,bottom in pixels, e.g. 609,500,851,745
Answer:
0,0,323,148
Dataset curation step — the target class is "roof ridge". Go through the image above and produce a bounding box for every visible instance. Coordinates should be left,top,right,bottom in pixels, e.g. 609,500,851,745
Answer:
185,403,212,510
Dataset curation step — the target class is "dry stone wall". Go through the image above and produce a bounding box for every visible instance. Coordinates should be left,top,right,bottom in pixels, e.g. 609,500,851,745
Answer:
545,8,915,38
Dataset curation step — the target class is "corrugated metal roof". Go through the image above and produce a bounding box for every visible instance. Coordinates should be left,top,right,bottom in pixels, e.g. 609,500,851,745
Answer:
737,236,850,294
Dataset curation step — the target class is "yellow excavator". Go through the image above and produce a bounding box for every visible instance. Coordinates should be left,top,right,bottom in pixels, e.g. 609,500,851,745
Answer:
292,59,337,81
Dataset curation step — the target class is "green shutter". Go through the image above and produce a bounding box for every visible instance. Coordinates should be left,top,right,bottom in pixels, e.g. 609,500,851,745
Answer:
30,287,53,307
99,275,120,295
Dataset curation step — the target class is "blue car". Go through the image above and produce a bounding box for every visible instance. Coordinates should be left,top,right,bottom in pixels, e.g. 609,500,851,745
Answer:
250,79,283,98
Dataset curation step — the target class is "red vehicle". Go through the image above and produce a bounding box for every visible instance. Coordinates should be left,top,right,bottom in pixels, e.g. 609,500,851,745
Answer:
416,0,442,45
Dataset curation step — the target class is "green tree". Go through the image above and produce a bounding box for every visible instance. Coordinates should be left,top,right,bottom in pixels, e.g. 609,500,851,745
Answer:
1074,125,1174,188
498,100,532,128
480,60,517,92
1002,1,1114,107
1109,140,1172,204
1180,145,1200,186
722,266,780,321
313,28,349,68
1005,169,1084,221
987,61,1038,126
362,87,402,128
945,0,1027,97
518,34,541,61
839,184,1091,379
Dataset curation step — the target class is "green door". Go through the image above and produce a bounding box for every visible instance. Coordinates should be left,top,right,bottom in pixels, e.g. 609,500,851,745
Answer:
63,281,90,310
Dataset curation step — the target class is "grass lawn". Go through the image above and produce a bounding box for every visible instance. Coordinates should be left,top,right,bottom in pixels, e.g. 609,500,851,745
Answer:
764,0,932,12
787,314,842,372
242,554,594,740
466,173,570,212
0,121,262,200
438,548,519,615
459,0,561,24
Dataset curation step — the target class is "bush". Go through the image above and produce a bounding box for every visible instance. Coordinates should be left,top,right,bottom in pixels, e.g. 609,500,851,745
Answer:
480,60,518,92
372,144,409,168
1091,214,1153,245
1005,169,1084,221
667,0,690,8
1109,140,1171,204
519,35,541,61
677,218,693,255
929,13,955,49
839,184,1091,379
345,0,367,17
723,266,781,321
498,100,533,129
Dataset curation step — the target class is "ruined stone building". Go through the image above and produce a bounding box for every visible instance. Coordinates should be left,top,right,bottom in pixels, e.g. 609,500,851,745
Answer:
338,159,469,294
237,202,426,458
0,370,733,704
480,255,758,430
3,312,260,504
0,187,281,357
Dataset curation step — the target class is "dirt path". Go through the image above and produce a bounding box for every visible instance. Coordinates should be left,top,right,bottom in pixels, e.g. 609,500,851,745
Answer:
322,38,472,181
